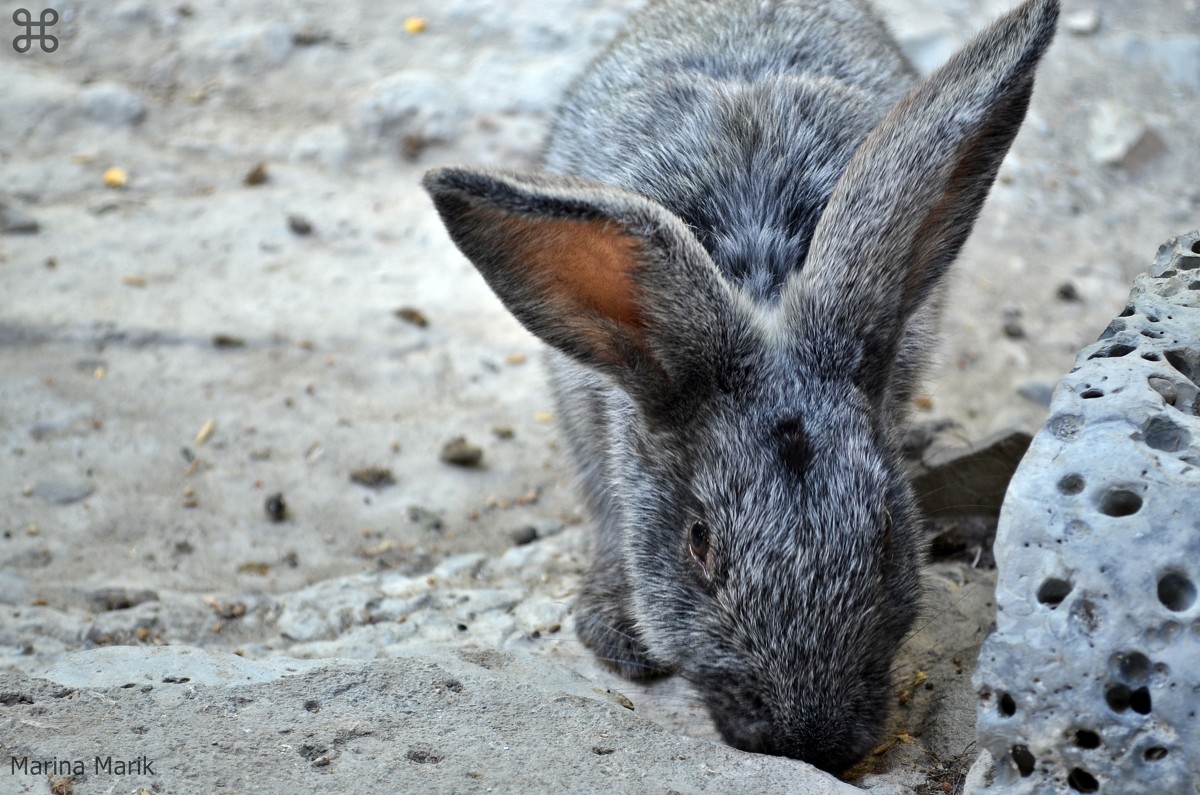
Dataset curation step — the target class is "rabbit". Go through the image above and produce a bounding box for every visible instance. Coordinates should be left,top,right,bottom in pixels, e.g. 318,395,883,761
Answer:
422,0,1058,773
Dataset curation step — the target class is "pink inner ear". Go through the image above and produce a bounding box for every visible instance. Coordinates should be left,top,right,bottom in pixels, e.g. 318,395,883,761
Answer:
509,215,646,332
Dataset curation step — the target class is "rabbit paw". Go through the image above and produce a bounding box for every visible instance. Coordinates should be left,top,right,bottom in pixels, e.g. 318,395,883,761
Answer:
574,571,672,680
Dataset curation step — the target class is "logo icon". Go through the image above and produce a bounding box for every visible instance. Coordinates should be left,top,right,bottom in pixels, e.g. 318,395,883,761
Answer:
13,8,59,53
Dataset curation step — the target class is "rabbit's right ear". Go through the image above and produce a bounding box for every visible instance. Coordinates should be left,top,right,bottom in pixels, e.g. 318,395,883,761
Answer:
422,167,740,412
785,0,1058,397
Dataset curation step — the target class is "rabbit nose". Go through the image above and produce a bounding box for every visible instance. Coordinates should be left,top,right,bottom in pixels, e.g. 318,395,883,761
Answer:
755,729,862,774
721,716,864,774
706,682,872,771
714,724,811,769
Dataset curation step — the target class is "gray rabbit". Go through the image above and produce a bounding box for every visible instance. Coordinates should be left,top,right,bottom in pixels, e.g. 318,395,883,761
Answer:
423,0,1058,773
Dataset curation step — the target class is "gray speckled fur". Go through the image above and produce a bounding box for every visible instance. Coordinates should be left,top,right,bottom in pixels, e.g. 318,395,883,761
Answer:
544,0,914,302
423,0,1058,773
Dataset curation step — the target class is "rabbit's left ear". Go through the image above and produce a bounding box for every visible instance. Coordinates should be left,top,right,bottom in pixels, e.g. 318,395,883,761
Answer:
422,167,742,414
785,0,1058,394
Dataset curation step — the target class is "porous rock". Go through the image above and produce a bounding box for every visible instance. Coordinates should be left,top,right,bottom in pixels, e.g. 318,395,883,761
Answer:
972,232,1200,794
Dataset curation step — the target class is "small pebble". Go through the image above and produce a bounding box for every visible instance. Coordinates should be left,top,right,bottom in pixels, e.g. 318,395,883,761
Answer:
394,307,429,327
406,746,444,764
605,690,635,710
1056,282,1081,302
292,29,331,46
1017,382,1055,407
194,419,216,445
87,587,158,612
1065,8,1100,34
34,479,94,505
350,466,396,488
408,505,443,532
243,162,269,186
103,167,128,188
212,600,247,619
492,426,514,440
511,526,538,546
1088,102,1150,167
288,214,314,235
440,436,483,467
265,493,287,522
212,333,246,348
0,202,40,234
1002,319,1026,339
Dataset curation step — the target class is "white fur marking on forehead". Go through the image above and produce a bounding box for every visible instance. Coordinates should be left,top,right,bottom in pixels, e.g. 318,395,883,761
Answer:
734,294,792,352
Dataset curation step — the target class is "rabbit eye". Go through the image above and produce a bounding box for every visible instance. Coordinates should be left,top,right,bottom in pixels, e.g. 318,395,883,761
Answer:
688,520,711,568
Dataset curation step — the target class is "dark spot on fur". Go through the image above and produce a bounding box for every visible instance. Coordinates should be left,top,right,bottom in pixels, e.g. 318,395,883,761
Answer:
776,416,809,479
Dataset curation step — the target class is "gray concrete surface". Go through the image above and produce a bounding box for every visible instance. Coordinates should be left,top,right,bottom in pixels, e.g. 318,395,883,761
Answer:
2,646,860,794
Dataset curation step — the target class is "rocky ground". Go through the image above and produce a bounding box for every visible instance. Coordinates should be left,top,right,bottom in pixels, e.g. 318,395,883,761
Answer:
1,0,1197,792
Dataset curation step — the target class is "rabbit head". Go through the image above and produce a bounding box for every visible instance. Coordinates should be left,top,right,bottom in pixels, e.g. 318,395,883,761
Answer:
423,0,1058,774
